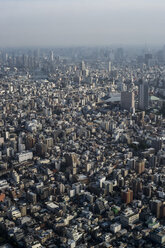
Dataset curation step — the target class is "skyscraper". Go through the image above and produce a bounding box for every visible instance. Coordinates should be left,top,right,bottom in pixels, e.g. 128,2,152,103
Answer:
50,50,54,62
121,189,133,204
121,91,135,112
108,61,112,72
80,60,85,71
138,81,149,110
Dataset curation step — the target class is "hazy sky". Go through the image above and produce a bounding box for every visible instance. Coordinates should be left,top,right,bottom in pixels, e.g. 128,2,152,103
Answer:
0,0,165,47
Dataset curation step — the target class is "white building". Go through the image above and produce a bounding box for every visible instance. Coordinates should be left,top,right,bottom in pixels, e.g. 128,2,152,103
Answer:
120,208,139,226
18,151,33,163
110,223,121,233
0,180,9,190
12,170,20,183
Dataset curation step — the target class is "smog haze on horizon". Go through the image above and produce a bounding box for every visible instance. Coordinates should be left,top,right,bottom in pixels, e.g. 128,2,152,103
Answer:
0,0,165,47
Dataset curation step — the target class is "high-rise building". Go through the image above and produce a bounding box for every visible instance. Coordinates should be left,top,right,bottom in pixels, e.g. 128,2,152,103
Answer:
19,203,27,217
80,60,85,71
145,53,152,66
138,81,149,110
50,50,54,62
64,152,78,175
121,91,135,112
150,200,162,218
132,179,143,198
115,48,124,61
160,203,165,218
121,189,133,204
108,61,112,72
135,160,145,174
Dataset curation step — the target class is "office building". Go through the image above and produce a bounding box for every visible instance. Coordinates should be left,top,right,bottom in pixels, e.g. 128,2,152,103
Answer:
121,91,135,111
138,81,149,110
121,189,133,204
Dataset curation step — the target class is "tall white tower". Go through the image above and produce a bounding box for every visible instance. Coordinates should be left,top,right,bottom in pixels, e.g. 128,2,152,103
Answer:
80,61,85,71
108,61,112,72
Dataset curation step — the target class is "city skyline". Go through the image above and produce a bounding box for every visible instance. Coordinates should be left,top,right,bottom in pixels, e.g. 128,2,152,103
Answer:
0,1,165,247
